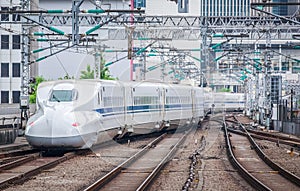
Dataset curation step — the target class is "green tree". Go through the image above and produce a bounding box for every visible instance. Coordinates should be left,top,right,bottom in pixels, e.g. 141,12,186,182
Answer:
101,67,116,80
99,52,116,80
219,88,231,92
80,52,116,80
58,74,74,80
29,76,46,103
80,64,95,79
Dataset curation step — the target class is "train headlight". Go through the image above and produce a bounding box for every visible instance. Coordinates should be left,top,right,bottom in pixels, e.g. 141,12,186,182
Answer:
72,122,80,127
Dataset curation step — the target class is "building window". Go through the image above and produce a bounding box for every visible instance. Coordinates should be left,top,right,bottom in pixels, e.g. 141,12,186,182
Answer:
12,35,20,49
282,62,289,71
1,91,9,103
273,0,288,16
12,91,20,103
133,63,143,72
1,63,9,77
12,63,20,77
178,0,189,13
134,0,146,8
1,7,9,21
1,35,9,49
292,62,300,73
12,7,20,21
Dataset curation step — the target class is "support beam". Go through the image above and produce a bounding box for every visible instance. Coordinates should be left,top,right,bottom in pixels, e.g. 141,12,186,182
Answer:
20,0,30,130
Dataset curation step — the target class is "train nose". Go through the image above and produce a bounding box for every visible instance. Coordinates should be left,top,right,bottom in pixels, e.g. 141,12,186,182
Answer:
25,105,86,149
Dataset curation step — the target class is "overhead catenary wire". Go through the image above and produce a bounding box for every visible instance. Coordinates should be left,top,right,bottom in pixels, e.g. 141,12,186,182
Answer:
29,43,75,65
55,54,70,77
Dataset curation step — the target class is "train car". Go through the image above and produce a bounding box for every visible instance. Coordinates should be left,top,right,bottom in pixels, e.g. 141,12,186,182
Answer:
209,92,245,112
25,80,206,150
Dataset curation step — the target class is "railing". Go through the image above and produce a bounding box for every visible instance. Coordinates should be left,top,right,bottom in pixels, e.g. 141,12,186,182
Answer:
0,116,21,129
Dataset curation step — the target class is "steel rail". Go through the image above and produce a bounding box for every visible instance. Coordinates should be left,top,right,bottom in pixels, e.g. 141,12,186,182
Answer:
247,128,300,144
0,148,39,159
226,116,300,145
0,151,79,189
228,127,300,147
136,131,189,191
0,153,39,171
0,143,30,153
83,133,167,191
233,116,300,187
223,121,272,191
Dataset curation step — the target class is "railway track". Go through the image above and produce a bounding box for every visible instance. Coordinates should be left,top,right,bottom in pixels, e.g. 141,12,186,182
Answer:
0,137,37,160
224,118,300,190
227,127,300,148
228,115,300,147
0,143,30,153
246,129,300,147
0,148,39,160
83,130,189,191
0,151,84,189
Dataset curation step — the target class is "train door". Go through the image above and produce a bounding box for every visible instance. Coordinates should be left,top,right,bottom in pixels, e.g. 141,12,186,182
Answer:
159,87,165,120
96,89,101,108
97,86,103,111
122,86,126,122
131,87,135,120
124,86,134,127
123,85,133,127
191,89,195,117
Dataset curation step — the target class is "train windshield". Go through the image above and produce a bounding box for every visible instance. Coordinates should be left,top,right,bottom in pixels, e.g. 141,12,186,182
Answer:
49,89,77,102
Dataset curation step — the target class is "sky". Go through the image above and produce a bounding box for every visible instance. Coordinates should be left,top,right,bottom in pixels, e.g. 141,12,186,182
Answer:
36,0,202,82
38,46,131,81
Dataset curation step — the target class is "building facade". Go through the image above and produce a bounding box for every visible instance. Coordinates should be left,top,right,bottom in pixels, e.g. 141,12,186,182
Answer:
199,0,251,16
273,0,300,16
0,0,22,104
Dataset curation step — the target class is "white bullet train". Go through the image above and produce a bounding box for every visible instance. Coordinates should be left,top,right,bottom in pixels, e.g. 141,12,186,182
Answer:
25,80,207,149
25,79,244,150
205,91,245,112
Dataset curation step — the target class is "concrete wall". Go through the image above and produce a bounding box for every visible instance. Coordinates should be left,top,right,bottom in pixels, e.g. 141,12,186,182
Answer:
146,0,200,16
273,120,300,136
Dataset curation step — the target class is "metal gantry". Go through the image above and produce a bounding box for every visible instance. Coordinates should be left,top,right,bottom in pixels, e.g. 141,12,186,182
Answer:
263,30,273,128
39,15,300,40
2,14,300,40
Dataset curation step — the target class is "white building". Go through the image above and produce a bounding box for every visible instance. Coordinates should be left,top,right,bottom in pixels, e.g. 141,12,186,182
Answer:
0,0,22,104
199,0,251,16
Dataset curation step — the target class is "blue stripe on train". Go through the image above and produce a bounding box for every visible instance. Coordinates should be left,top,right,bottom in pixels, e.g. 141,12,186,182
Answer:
94,104,193,117
94,101,243,117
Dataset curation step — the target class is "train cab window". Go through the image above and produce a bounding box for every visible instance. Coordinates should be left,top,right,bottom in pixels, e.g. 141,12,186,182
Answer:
49,89,77,102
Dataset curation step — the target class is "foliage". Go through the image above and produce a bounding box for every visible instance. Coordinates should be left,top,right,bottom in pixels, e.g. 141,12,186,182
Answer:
80,52,116,80
99,52,116,80
58,74,74,80
80,64,95,79
219,88,231,92
101,67,116,80
29,76,46,103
